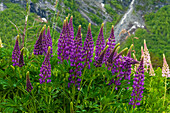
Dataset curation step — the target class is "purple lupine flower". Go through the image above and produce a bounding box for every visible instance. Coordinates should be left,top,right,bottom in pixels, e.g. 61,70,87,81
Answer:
64,17,74,60
94,23,105,65
19,48,25,67
42,25,48,55
12,35,21,66
39,46,52,84
105,25,116,62
34,27,44,55
129,57,144,108
82,23,94,69
26,71,33,92
57,20,67,62
69,16,74,35
69,25,83,90
47,26,53,56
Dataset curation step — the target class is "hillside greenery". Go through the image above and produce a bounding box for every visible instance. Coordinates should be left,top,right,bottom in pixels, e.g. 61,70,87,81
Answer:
122,5,170,67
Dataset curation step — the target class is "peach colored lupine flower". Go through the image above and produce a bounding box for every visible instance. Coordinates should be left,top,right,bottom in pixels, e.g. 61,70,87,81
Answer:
149,60,155,76
162,54,170,78
143,40,151,72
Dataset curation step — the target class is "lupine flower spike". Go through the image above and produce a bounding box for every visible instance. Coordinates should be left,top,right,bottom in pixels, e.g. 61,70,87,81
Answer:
26,71,33,92
149,60,155,76
42,25,48,55
129,56,145,108
95,23,105,63
47,26,53,56
34,27,45,55
143,39,151,72
82,23,94,69
105,25,116,62
58,20,68,62
12,35,21,66
68,25,83,90
19,48,25,67
162,54,170,78
39,46,52,84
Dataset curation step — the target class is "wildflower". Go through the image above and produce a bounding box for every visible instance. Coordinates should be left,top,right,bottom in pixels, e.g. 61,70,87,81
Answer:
42,25,48,55
149,60,155,76
105,25,116,62
57,20,67,62
34,27,44,55
26,71,33,92
129,57,145,108
68,25,83,89
39,46,52,84
162,54,170,78
12,35,20,66
47,26,53,56
65,17,74,59
82,23,94,69
19,48,25,67
143,39,151,72
94,23,105,63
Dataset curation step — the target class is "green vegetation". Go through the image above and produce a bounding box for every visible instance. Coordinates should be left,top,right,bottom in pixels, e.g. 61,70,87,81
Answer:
122,5,170,67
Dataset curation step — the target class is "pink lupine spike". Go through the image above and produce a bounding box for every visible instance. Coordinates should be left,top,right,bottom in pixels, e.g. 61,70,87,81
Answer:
149,60,155,76
142,40,151,72
162,54,170,78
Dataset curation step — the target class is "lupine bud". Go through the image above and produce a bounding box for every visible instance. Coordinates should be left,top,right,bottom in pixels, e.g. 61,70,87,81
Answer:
162,54,170,78
19,48,25,67
95,45,109,67
12,35,20,66
107,43,120,65
0,38,3,48
129,57,144,108
82,23,94,69
26,71,33,92
39,46,52,84
95,23,105,62
70,101,74,113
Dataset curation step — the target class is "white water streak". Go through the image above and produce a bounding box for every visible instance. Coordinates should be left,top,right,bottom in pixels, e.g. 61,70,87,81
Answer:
120,0,135,25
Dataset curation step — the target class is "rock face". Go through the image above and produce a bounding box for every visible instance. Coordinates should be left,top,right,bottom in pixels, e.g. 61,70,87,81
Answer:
114,0,169,43
4,0,170,43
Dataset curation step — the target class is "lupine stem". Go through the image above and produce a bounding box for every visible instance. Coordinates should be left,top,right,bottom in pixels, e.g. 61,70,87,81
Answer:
163,77,167,107
87,68,97,92
75,66,87,111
